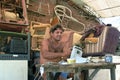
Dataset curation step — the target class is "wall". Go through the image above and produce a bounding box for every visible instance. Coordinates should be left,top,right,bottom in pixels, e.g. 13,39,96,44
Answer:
27,0,100,33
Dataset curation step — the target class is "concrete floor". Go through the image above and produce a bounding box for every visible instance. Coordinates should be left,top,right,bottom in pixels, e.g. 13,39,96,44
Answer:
89,65,120,80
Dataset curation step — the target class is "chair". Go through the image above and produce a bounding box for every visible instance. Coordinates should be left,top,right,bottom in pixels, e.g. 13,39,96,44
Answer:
54,5,85,34
83,26,120,56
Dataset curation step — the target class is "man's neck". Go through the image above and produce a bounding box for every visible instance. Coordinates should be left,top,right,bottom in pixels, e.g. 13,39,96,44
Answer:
51,38,60,44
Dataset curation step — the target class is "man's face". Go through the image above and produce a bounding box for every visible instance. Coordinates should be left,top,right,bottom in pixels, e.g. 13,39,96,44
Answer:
51,28,63,41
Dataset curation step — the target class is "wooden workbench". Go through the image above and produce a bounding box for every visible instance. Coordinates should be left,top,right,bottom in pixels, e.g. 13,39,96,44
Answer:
36,62,118,80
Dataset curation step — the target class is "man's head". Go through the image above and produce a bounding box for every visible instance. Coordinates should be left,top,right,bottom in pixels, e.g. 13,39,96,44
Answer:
50,24,64,41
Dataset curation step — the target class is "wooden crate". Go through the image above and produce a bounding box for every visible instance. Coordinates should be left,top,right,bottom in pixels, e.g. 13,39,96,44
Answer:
30,21,51,51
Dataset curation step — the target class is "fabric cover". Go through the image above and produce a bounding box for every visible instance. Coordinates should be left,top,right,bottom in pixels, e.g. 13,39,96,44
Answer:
83,26,120,56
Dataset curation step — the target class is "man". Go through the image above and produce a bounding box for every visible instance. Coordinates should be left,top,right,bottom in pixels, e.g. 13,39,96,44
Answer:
40,24,71,80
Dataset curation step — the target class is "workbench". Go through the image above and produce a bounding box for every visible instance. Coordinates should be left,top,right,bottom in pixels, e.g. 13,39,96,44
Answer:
36,62,118,80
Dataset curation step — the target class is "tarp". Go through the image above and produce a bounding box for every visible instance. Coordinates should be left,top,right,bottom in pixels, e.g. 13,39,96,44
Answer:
82,0,120,18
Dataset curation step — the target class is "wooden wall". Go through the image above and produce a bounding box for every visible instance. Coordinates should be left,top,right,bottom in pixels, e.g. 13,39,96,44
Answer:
27,0,56,23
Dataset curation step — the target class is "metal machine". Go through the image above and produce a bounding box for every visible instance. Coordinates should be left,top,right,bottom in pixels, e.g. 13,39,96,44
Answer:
0,31,30,80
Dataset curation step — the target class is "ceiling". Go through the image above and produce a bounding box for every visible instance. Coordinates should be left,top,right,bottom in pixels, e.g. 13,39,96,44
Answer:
71,0,120,18
82,0,120,18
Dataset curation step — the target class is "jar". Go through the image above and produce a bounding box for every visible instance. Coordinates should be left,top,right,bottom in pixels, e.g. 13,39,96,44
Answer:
105,55,112,63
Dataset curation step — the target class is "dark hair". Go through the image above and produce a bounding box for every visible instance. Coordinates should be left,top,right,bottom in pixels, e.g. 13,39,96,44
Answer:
50,24,64,33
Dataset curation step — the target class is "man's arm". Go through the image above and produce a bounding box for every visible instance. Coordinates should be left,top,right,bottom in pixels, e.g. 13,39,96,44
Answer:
62,41,72,60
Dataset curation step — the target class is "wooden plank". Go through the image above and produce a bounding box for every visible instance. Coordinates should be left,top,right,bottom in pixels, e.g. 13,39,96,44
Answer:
36,63,119,80
36,63,117,72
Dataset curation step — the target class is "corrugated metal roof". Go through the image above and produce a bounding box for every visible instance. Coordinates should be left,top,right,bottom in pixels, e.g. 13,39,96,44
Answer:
82,0,120,18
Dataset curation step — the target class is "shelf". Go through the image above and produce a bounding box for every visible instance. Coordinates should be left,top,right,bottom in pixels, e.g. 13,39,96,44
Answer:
32,35,44,38
0,54,29,60
32,24,50,28
0,31,27,38
31,48,40,51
